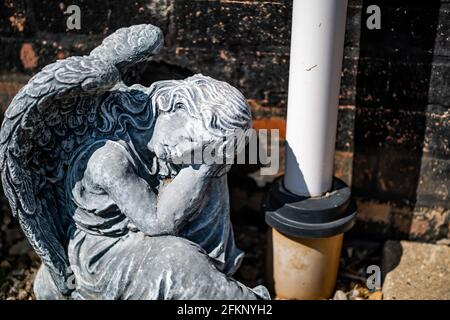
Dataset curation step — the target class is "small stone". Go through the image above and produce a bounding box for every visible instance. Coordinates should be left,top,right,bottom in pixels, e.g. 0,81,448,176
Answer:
333,290,348,300
350,288,361,299
17,290,28,300
346,247,354,258
368,291,383,300
436,239,450,246
24,281,33,292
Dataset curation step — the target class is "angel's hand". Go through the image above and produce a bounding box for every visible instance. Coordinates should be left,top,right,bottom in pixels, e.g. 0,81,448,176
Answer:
155,164,216,233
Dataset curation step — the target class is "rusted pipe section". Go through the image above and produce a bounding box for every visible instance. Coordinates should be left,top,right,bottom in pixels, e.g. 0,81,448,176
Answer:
272,230,343,300
264,0,357,300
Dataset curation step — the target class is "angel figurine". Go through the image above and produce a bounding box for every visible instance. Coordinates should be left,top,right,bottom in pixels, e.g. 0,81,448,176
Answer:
0,24,269,300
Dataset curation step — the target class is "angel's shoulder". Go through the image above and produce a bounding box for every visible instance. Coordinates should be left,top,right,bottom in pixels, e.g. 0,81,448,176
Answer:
83,140,136,187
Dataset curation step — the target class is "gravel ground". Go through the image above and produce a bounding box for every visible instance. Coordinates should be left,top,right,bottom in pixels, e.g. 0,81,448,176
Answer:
0,201,382,300
0,211,38,300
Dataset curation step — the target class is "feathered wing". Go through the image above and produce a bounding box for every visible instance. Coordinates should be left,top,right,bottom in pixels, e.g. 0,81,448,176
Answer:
0,24,163,296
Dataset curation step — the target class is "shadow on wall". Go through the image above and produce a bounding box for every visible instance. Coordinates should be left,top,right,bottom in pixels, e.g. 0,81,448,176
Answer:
351,0,441,239
122,60,194,86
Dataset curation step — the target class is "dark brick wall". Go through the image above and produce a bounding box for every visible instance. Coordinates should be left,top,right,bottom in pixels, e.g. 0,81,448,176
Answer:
342,0,449,241
0,0,448,241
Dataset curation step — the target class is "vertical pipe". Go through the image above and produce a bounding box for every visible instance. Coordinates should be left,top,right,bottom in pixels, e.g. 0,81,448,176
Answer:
284,0,348,197
265,0,353,300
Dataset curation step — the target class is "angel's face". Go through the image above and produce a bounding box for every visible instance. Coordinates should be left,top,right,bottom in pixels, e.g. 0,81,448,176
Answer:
148,109,216,164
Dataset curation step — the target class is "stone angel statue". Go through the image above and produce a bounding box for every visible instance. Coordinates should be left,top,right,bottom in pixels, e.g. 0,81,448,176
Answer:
0,24,269,300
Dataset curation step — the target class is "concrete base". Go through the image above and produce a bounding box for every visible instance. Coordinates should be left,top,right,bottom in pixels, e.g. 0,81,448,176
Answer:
382,240,450,300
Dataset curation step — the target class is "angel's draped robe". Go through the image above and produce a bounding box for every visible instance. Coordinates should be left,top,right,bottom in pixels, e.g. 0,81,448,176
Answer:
62,138,268,299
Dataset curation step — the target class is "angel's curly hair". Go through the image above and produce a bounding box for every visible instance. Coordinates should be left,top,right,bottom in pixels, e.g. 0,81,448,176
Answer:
149,74,252,137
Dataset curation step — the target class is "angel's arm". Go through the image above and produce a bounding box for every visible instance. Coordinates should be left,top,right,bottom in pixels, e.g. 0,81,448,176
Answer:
87,145,207,235
88,145,218,235
87,145,162,235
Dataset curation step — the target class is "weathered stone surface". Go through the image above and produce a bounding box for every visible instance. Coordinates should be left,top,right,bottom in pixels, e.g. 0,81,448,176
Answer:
333,290,348,300
382,240,450,300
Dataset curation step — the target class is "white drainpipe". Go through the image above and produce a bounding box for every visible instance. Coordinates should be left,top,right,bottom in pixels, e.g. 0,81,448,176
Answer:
284,0,348,197
264,0,356,300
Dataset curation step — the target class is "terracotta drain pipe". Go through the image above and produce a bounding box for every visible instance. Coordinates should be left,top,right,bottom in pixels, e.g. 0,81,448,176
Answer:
263,0,357,300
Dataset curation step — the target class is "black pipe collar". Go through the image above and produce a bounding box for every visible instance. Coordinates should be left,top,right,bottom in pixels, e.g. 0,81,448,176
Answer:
263,176,357,238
